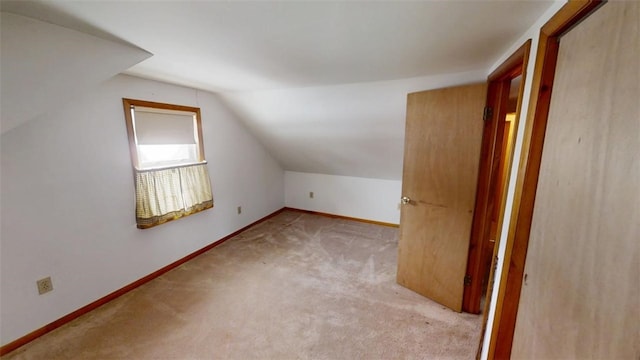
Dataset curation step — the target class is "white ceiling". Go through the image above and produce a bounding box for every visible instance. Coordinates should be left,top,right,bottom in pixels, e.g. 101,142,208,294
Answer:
222,70,486,179
1,0,555,179
0,12,151,134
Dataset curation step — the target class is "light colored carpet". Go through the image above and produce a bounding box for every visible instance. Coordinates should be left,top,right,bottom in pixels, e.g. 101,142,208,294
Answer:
3,210,482,359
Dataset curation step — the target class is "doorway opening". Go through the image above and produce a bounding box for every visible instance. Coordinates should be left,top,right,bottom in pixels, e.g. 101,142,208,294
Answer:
479,76,519,307
462,40,531,316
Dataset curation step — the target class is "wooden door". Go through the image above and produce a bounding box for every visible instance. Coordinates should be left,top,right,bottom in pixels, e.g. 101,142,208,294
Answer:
510,2,639,358
397,83,486,312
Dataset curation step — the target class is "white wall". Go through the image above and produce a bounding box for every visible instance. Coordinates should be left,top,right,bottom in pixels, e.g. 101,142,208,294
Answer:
284,171,401,224
0,74,284,345
479,1,565,358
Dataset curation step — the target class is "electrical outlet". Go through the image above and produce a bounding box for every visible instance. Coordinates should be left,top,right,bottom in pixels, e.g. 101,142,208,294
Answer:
37,277,53,295
237,206,242,215
309,191,314,199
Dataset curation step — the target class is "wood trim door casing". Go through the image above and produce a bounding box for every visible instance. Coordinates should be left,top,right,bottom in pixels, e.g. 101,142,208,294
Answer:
462,40,531,315
488,1,606,358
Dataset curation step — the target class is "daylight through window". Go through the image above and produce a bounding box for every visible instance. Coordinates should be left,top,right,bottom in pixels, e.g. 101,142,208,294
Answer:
123,99,213,229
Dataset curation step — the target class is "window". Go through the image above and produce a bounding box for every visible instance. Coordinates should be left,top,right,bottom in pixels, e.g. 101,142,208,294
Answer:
123,98,213,229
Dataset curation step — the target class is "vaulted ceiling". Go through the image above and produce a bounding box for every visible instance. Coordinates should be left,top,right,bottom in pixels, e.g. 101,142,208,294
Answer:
1,0,555,179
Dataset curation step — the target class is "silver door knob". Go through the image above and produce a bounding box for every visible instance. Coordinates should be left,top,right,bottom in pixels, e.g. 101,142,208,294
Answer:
401,196,411,205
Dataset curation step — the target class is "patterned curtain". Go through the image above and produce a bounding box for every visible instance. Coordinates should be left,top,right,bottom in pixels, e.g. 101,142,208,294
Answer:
135,163,213,229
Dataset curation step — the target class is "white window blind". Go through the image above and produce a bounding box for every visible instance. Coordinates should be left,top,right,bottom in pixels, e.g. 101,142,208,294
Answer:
133,106,197,145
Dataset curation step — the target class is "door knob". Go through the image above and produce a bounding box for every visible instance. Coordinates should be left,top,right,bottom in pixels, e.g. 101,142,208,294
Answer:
401,196,411,205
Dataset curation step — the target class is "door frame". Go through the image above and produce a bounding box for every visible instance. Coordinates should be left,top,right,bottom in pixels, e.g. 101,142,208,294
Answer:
462,40,531,314
488,0,605,358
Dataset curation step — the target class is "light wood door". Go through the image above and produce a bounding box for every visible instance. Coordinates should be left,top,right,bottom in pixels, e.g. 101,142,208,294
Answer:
397,83,486,312
511,2,639,358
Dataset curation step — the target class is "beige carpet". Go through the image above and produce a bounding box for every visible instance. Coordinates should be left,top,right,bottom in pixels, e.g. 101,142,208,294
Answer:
3,210,482,359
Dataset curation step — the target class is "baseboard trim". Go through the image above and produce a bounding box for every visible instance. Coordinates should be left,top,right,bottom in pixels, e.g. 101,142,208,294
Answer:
284,207,400,228
0,207,287,356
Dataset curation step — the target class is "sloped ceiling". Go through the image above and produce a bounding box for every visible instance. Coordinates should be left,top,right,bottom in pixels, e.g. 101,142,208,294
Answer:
0,12,151,134
222,70,486,179
0,1,555,179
